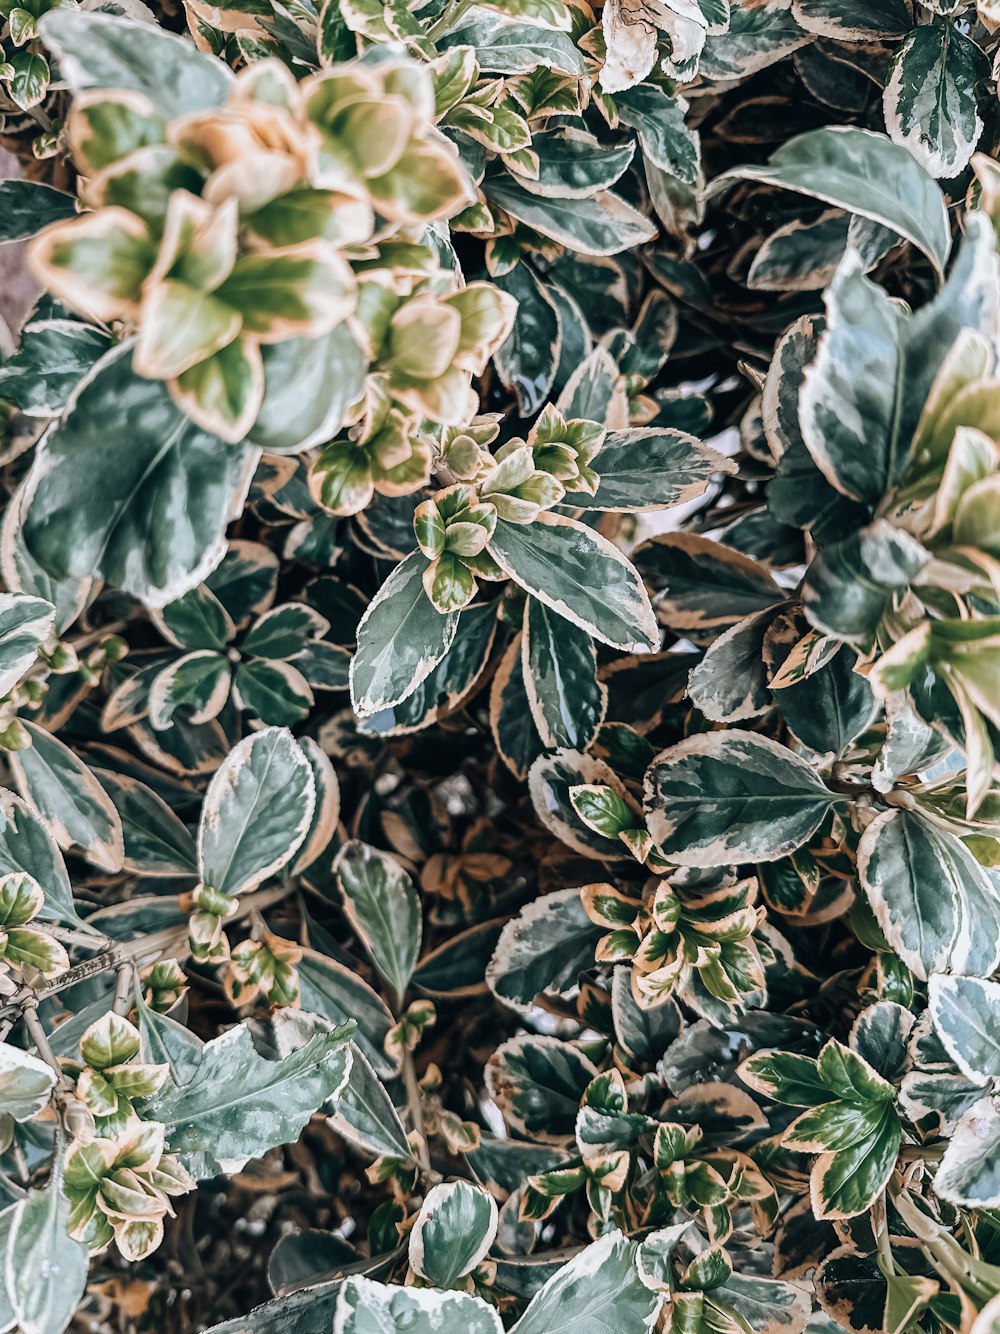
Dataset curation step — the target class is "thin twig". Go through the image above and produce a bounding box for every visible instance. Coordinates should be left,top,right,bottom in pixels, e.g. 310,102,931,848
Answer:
22,1002,65,1082
402,1049,431,1173
0,881,297,1022
112,959,135,1015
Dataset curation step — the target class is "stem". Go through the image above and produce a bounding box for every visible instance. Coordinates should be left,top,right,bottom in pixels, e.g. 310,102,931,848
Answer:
0,882,296,1022
22,1002,66,1086
69,620,128,651
402,1048,431,1173
112,959,135,1015
44,925,113,948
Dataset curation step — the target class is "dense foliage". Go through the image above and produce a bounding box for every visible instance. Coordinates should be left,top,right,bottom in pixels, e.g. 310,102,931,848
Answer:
0,0,999,1331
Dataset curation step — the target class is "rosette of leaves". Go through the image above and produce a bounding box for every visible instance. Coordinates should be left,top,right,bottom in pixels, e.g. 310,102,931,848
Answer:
741,1028,906,1220
63,1011,169,1141
148,587,340,729
0,870,67,994
581,872,768,1016
0,0,63,115
63,1120,194,1261
26,45,473,443
351,395,730,719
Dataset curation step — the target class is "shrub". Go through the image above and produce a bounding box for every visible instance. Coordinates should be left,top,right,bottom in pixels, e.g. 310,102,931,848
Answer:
0,1,998,1332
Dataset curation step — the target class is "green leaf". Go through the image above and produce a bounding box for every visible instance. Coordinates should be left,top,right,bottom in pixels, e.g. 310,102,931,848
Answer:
0,793,76,923
361,601,496,736
350,551,460,717
515,129,635,198
0,181,76,243
522,598,605,750
740,1051,833,1108
439,9,586,74
333,841,421,1003
928,974,1000,1084
772,646,879,755
11,721,124,872
485,177,656,256
0,592,54,696
198,727,315,896
811,1107,902,1219
94,768,198,876
615,86,700,184
510,1231,659,1333
5,1187,89,1334
142,1020,353,1172
635,533,784,633
0,1045,55,1122
6,50,48,110
0,312,111,416
708,1274,812,1334
700,0,808,81
494,265,560,417
334,1277,503,1334
486,1034,597,1142
327,1045,411,1162
21,345,259,608
644,731,837,865
816,1039,895,1103
487,887,601,1013
802,520,928,643
247,324,365,454
567,428,734,513
490,635,544,780
858,808,1000,980
792,0,910,39
136,996,203,1088
38,9,232,119
242,604,327,660
883,25,988,179
297,949,398,1079
148,650,231,730
798,215,997,505
687,610,774,724
158,585,235,652
529,749,634,859
409,1181,498,1286
711,126,950,277
488,514,658,652
233,658,313,726
934,1097,1000,1208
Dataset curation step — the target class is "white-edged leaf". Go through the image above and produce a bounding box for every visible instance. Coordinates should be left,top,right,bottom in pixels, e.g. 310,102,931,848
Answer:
10,720,124,872
38,9,232,118
0,1046,55,1122
858,808,1000,981
409,1181,498,1286
0,593,54,695
510,1230,660,1333
928,974,1000,1084
333,841,421,1003
488,513,658,652
197,727,315,896
883,25,988,179
6,1186,88,1334
711,126,950,278
142,1020,353,1173
333,1276,503,1334
644,730,837,865
350,551,459,717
